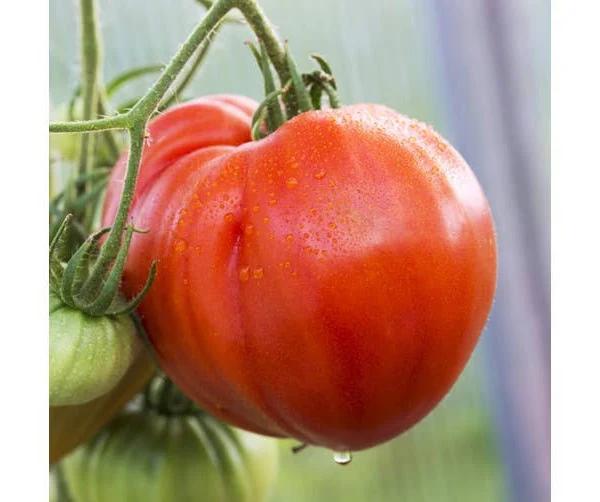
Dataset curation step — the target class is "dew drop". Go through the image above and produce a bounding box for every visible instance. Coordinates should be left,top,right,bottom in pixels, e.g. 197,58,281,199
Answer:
268,199,278,206
174,239,187,253
252,205,260,213
314,170,326,180
285,234,294,243
333,451,352,465
286,177,299,189
224,212,234,222
252,267,264,279
244,224,255,236
238,266,250,282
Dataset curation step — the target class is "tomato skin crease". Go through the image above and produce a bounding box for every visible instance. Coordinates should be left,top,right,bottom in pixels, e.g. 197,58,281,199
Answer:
103,95,497,451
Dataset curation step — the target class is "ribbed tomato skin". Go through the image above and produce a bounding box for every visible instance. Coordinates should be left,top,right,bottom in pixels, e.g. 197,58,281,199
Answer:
103,96,497,451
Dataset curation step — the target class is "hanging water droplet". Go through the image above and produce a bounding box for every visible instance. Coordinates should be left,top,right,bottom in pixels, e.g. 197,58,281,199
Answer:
333,451,352,465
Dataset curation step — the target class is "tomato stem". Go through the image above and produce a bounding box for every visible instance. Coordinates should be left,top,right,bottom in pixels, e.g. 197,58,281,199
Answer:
159,21,223,112
50,0,311,315
77,0,102,191
235,0,297,115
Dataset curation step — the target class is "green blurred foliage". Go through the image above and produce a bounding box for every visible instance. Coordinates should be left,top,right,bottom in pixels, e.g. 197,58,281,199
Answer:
50,1,508,500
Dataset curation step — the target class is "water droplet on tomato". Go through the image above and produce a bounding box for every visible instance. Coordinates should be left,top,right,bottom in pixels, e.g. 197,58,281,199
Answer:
244,224,255,236
314,170,326,180
224,212,234,222
174,239,187,253
238,266,250,282
252,205,260,213
285,234,294,242
286,177,299,189
252,267,264,279
269,199,278,206
333,451,352,465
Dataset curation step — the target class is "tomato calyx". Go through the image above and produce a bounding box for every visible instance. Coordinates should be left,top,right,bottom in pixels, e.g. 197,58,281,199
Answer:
142,374,198,417
249,43,341,141
49,214,156,317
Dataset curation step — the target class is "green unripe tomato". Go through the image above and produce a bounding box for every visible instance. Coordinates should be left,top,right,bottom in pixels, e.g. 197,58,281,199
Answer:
61,410,279,502
49,294,142,406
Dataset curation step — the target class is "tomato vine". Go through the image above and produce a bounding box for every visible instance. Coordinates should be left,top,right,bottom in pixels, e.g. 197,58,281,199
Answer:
49,0,327,317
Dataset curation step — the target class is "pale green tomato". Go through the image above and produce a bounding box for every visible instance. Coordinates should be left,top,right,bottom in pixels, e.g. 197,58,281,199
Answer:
61,410,279,502
49,294,141,406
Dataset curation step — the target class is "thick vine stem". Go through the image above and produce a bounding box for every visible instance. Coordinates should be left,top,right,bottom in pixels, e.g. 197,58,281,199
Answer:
78,0,102,196
235,0,296,115
159,22,221,111
51,0,311,311
50,114,129,133
129,0,236,121
81,125,146,295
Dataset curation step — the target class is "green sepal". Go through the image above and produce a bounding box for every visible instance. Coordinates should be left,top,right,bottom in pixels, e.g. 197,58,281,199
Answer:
50,215,73,294
106,65,165,97
105,261,157,316
309,83,323,110
251,84,290,141
65,227,111,306
310,53,337,88
248,41,286,133
285,45,312,114
78,225,135,315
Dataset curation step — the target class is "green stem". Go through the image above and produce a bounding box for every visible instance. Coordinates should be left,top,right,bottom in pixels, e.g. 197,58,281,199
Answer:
130,0,236,120
159,23,220,111
235,0,296,115
78,0,102,195
82,125,145,292
53,0,307,306
320,81,341,108
50,115,129,133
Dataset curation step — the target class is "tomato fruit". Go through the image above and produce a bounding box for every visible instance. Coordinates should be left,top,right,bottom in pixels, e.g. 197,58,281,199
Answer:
60,409,279,502
50,347,155,463
50,293,143,406
102,95,497,451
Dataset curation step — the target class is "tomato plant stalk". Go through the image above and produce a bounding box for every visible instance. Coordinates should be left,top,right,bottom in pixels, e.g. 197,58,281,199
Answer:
49,0,316,317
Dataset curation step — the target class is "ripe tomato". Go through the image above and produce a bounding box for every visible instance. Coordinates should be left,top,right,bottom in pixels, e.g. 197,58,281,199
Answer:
61,409,279,502
103,95,497,452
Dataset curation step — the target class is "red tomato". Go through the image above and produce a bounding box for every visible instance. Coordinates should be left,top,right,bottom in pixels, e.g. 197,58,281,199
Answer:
103,95,497,452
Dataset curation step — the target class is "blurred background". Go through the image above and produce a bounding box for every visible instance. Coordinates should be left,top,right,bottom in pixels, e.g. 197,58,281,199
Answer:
50,0,550,500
